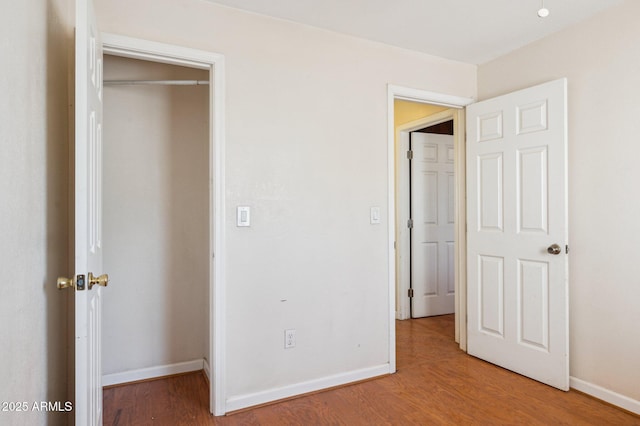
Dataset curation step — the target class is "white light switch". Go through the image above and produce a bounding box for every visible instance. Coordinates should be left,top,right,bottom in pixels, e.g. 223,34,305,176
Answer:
370,207,381,224
237,206,251,227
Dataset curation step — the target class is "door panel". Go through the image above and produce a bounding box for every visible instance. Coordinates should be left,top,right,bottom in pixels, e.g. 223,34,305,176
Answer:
75,0,105,423
478,254,504,336
518,147,548,233
518,259,549,349
478,153,503,231
410,133,455,318
466,79,568,390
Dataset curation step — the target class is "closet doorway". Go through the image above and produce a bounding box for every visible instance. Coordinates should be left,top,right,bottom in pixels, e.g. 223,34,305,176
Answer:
101,54,210,394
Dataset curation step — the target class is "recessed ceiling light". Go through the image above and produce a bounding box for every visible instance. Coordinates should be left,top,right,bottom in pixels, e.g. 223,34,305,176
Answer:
537,0,550,18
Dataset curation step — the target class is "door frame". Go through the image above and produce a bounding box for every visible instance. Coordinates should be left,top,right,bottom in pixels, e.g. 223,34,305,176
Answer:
387,85,473,359
101,33,227,416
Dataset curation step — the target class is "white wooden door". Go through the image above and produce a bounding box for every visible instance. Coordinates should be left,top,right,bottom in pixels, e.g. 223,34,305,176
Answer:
75,0,106,423
466,79,568,390
410,132,455,318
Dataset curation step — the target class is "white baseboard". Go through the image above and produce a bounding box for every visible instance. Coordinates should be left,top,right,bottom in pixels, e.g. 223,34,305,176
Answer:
225,364,390,413
570,376,640,415
102,359,205,387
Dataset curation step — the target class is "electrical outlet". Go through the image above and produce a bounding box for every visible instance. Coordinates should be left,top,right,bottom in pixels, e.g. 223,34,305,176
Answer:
284,329,296,349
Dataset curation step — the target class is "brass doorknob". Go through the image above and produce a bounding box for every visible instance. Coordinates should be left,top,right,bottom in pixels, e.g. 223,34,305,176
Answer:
88,272,109,290
57,276,74,290
547,244,562,255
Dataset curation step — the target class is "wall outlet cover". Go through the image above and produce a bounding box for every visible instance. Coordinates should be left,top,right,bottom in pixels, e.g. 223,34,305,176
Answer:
285,329,296,349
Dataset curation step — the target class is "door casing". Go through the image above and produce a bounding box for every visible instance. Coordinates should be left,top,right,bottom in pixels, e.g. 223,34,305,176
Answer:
101,33,227,416
387,85,473,361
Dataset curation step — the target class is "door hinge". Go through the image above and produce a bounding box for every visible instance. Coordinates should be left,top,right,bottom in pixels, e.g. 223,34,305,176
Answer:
407,150,413,160
407,218,414,229
408,288,414,298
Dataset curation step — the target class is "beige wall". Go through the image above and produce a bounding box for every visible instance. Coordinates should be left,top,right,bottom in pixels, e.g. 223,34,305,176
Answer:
479,0,640,402
102,56,209,376
0,0,72,424
96,0,476,403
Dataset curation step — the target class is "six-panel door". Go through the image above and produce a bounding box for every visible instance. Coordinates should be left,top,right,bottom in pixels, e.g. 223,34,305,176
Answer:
466,79,569,390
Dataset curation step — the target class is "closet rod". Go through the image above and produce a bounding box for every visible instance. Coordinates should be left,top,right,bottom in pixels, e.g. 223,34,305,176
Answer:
103,79,209,86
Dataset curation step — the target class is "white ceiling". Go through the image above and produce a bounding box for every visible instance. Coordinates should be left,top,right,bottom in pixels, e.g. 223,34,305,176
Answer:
204,0,624,64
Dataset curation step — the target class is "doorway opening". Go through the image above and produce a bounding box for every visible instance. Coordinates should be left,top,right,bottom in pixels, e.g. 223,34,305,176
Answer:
396,106,464,338
387,85,473,371
101,54,210,387
100,34,226,415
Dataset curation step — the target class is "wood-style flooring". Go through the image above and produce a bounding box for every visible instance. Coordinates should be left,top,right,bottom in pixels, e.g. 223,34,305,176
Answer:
103,315,640,425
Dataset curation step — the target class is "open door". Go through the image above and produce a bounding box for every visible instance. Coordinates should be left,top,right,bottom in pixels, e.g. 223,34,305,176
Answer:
466,79,569,390
57,0,107,424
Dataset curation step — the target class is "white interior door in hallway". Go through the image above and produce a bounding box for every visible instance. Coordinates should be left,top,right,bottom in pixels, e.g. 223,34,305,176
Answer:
410,132,455,318
466,78,569,390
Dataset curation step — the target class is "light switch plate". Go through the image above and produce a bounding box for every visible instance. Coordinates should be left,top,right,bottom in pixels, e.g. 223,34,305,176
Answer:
370,206,381,224
237,206,251,227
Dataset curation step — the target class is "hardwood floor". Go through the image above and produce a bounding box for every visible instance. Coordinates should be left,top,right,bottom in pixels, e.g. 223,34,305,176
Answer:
103,316,640,425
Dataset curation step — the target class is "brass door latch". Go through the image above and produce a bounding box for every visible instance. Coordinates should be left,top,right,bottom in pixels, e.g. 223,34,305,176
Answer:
57,273,107,291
